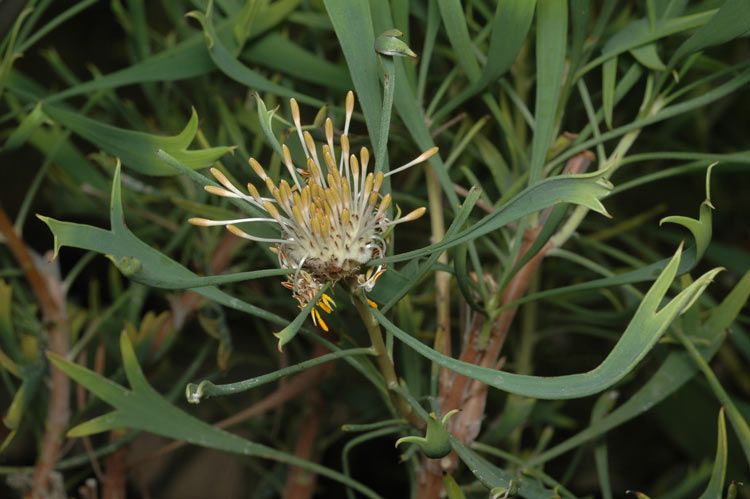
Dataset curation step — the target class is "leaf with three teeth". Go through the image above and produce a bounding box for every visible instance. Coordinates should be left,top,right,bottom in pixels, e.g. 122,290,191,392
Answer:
43,105,233,176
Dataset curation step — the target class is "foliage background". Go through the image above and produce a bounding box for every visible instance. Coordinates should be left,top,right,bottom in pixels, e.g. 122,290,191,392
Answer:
0,1,749,498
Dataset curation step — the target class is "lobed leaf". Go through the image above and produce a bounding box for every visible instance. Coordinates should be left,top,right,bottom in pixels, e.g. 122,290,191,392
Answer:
373,246,722,399
374,169,612,265
49,332,383,499
43,105,233,176
38,163,286,325
530,271,750,465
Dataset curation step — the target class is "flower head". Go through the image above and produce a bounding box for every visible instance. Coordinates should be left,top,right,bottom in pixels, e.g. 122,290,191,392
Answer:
190,92,437,330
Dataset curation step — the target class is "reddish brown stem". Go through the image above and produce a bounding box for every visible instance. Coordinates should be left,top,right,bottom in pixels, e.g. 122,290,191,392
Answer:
282,390,324,499
416,152,594,498
0,209,70,498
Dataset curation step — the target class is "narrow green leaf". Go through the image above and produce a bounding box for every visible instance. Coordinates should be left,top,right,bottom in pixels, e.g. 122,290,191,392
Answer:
552,64,750,171
451,439,553,497
67,411,130,437
47,352,131,407
432,0,537,121
698,408,728,499
675,328,750,466
3,382,31,430
436,0,481,81
47,34,214,103
0,281,19,361
187,9,322,107
592,391,618,499
2,103,46,150
273,286,327,352
442,474,466,499
0,8,33,100
671,0,750,65
528,0,568,184
630,43,666,71
602,57,617,129
479,0,537,89
44,2,301,103
323,0,383,149
120,329,151,393
373,246,722,399
581,10,716,77
244,33,352,91
380,186,479,312
254,93,284,158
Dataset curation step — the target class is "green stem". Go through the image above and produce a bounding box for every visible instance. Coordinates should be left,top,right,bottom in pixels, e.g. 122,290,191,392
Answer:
352,293,422,427
674,327,750,465
186,347,375,402
374,57,395,174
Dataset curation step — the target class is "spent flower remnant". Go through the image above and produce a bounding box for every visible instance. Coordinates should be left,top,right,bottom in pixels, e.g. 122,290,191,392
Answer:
190,92,438,331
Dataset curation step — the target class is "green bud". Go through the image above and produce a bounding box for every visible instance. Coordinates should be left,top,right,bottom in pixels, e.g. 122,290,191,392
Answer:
375,29,417,58
395,409,458,459
113,256,142,276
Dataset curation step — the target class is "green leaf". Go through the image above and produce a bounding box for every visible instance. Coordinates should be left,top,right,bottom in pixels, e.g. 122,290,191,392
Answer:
552,63,750,172
3,381,32,430
698,408,728,499
630,43,666,71
528,0,568,184
244,33,352,92
273,286,327,352
592,391,618,499
42,2,301,103
2,103,46,151
581,10,716,77
374,169,611,265
671,0,750,65
43,105,233,176
363,3,461,208
38,162,286,326
373,246,722,399
0,280,19,362
430,0,537,122
477,0,537,90
187,9,322,107
22,125,109,191
46,32,215,103
602,57,617,129
378,187,481,314
0,8,32,100
254,92,284,158
67,411,130,438
530,271,750,466
48,332,383,499
451,440,553,497
442,474,466,499
436,0,481,81
323,0,383,150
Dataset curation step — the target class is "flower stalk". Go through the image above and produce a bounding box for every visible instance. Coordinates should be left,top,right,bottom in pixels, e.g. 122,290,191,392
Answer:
352,292,422,427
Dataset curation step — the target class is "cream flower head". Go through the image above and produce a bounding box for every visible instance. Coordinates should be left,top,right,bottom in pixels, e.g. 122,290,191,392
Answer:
190,91,437,330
